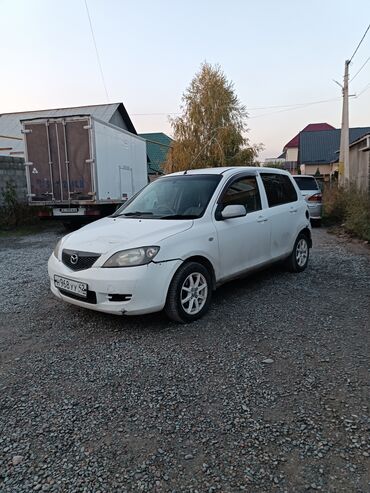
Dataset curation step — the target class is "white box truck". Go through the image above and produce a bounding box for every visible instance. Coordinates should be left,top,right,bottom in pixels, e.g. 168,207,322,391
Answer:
22,115,148,225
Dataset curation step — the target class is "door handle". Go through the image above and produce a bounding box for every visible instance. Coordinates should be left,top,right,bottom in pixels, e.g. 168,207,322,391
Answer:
257,216,268,223
289,208,298,213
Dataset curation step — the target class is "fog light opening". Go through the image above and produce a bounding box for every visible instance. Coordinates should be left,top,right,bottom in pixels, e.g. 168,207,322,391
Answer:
108,294,132,302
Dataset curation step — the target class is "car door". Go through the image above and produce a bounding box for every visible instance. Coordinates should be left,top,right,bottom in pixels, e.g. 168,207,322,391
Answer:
213,174,271,280
259,172,301,259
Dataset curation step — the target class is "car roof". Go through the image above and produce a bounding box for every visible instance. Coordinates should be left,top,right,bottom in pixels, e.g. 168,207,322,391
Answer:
167,166,290,177
168,167,233,176
291,174,316,178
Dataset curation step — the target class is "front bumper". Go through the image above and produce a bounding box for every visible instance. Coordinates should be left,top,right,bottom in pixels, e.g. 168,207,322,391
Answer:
48,254,182,315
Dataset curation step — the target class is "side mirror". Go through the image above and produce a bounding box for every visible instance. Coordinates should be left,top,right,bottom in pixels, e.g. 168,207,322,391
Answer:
221,204,247,219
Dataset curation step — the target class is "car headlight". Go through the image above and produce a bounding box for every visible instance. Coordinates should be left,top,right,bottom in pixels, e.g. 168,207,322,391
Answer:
53,239,62,259
103,246,160,268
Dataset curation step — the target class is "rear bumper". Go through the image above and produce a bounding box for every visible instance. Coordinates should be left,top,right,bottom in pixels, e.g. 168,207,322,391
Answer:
48,254,182,315
307,203,322,219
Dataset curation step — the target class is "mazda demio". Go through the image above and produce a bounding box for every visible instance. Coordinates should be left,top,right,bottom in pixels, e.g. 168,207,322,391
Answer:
49,167,312,323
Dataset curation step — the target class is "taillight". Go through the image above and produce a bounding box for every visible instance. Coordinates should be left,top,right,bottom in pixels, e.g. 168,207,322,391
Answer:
37,210,52,217
306,193,322,202
85,209,101,216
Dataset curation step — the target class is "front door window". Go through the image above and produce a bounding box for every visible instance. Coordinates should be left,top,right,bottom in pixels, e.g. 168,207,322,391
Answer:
221,176,262,213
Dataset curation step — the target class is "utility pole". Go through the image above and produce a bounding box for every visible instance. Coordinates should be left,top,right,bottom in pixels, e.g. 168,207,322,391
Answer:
338,60,350,187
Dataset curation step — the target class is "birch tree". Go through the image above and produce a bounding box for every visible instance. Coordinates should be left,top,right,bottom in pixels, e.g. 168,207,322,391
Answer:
165,62,262,172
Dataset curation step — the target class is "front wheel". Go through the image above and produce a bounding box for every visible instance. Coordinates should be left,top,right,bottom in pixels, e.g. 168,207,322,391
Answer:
286,233,310,273
165,262,212,323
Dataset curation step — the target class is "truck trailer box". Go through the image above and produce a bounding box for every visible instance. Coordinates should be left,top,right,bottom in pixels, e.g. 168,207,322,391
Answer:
22,115,148,220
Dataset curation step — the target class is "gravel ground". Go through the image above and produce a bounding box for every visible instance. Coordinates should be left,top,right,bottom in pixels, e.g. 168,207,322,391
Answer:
0,226,369,492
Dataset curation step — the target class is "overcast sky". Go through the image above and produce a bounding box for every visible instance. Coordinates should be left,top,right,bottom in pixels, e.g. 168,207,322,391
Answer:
1,0,369,159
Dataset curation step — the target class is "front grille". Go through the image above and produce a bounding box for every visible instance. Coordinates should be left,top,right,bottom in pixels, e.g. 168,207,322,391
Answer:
59,288,97,304
62,249,101,271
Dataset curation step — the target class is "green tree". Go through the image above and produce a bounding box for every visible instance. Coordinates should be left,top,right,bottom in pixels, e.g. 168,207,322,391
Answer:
165,62,262,172
263,161,285,170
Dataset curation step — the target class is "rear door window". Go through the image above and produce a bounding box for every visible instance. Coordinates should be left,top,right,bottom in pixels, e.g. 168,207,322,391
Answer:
293,177,319,191
260,173,298,207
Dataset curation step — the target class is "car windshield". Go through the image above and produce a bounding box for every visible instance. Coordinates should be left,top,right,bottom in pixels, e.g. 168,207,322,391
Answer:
293,177,319,191
114,174,222,219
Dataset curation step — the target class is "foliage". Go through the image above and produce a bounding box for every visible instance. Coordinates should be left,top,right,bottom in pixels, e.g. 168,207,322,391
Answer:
0,181,38,228
322,185,346,224
323,184,370,241
344,191,370,241
1,181,18,227
263,162,285,170
228,144,264,166
164,62,262,172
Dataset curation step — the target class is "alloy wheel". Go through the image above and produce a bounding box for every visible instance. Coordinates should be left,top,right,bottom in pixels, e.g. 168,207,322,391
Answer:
180,272,208,315
296,238,308,267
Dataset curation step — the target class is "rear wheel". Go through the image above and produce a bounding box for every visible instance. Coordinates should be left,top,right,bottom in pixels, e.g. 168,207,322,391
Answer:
165,262,212,323
286,233,310,273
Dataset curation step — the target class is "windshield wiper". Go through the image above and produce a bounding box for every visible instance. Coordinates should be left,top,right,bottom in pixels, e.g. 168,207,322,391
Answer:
119,211,154,217
159,214,198,220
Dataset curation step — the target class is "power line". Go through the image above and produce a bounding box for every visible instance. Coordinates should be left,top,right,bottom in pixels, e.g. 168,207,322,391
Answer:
248,97,341,119
131,97,342,118
356,82,370,97
132,112,180,116
84,0,109,102
351,56,370,82
247,99,339,110
349,23,370,62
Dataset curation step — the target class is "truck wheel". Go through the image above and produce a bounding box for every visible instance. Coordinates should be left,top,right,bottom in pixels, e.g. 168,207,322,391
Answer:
62,222,80,231
63,222,74,231
165,262,212,323
285,232,310,273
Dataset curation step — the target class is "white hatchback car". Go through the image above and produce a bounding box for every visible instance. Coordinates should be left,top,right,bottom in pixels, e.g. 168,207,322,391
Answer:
49,167,312,323
292,175,323,225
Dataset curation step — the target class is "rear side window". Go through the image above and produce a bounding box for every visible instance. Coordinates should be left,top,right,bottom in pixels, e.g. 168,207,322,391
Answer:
293,177,319,191
221,176,261,212
260,173,298,207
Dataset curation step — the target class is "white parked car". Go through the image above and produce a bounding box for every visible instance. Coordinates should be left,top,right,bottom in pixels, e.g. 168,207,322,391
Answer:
49,167,312,323
292,175,323,225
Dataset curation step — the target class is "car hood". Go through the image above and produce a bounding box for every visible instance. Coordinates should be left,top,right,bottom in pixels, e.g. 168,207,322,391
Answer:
62,217,194,254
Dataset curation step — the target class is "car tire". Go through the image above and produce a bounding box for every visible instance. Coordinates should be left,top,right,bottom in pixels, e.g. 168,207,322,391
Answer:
165,262,212,323
285,232,310,273
63,222,74,231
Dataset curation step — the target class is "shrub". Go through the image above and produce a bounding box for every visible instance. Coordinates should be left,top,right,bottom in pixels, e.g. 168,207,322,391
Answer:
0,181,39,228
344,190,370,241
323,185,370,241
322,185,346,224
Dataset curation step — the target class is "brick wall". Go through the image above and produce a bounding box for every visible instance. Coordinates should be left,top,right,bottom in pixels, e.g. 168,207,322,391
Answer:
0,156,27,206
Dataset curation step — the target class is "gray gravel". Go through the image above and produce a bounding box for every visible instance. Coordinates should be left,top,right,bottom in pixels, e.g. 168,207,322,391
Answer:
0,226,369,492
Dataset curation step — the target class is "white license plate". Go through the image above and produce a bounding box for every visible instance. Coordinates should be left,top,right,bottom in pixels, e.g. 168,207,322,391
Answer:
53,208,85,216
54,275,88,298
60,208,79,213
